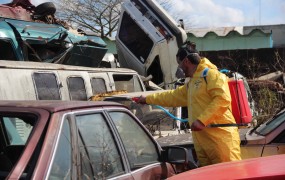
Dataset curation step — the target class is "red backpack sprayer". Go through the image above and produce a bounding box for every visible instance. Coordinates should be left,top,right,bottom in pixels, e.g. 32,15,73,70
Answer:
201,68,253,127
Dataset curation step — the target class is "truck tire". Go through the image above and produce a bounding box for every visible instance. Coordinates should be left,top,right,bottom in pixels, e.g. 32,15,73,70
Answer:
34,2,56,16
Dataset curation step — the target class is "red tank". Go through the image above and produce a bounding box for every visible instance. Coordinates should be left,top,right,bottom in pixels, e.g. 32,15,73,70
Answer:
228,79,252,124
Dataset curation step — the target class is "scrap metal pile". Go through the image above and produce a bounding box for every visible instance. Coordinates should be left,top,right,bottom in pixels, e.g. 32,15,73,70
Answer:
247,71,285,92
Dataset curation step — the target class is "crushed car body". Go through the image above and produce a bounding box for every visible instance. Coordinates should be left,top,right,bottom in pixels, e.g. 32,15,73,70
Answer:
0,1,108,67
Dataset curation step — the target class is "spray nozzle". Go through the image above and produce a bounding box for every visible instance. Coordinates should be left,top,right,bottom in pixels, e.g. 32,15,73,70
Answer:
132,97,140,103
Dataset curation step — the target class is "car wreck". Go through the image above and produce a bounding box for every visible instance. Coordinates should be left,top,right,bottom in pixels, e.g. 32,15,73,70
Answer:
116,0,187,89
0,0,108,67
156,105,285,167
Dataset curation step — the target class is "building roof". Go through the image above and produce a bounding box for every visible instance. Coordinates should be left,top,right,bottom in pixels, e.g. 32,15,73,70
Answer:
185,24,285,51
183,24,285,51
186,26,272,37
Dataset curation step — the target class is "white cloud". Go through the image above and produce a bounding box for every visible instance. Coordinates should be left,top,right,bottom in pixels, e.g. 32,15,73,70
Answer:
170,0,245,28
171,0,194,12
168,0,285,28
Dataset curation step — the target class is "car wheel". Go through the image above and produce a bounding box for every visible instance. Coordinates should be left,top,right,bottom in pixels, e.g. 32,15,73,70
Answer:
34,2,56,16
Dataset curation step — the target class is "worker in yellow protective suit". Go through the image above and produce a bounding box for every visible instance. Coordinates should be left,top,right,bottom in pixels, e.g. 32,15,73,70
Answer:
137,47,241,166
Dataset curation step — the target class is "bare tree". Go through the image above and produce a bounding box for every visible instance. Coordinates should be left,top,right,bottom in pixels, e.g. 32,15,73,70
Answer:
156,0,194,29
55,0,175,38
55,0,122,38
157,0,172,10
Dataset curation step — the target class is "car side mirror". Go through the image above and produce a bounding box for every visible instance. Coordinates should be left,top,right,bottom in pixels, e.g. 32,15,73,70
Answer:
161,146,188,164
161,146,198,172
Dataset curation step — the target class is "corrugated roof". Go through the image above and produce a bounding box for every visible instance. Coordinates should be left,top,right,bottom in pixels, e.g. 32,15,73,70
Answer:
186,26,273,51
186,26,272,37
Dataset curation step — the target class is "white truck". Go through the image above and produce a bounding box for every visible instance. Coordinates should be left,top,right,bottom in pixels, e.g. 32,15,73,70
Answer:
116,0,187,89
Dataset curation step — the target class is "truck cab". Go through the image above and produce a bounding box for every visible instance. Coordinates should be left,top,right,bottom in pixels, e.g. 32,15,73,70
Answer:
116,0,187,89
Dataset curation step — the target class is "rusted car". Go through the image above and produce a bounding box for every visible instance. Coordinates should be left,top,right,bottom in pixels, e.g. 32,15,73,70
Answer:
240,107,285,159
0,100,189,179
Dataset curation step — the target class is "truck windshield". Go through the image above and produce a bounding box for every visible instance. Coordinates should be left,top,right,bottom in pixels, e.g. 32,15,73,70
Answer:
118,12,153,63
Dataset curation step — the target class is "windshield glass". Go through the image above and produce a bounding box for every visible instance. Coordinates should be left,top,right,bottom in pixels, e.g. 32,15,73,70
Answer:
118,12,153,63
255,109,285,136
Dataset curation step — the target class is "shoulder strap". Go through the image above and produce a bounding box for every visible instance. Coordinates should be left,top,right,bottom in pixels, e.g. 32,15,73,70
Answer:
201,67,209,84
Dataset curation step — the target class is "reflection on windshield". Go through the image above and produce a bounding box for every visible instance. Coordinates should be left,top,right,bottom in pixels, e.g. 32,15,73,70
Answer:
256,111,285,136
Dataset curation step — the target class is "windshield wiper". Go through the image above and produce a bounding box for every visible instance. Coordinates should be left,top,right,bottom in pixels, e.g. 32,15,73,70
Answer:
249,122,261,135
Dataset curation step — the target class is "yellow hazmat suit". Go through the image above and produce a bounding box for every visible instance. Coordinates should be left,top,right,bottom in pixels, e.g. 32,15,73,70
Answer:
146,57,241,166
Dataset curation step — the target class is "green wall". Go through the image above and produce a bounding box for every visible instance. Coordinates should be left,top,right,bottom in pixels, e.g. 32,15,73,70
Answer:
187,29,273,51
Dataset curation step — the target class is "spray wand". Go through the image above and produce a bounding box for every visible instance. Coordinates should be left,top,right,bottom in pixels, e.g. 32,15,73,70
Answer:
131,97,247,128
131,97,188,123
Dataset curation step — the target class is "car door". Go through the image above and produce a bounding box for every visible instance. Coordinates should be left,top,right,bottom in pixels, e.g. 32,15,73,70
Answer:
72,109,134,179
261,128,285,157
44,107,175,180
1,108,50,180
107,109,175,179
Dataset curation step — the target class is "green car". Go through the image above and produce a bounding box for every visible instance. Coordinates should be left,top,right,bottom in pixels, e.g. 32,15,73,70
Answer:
0,1,108,67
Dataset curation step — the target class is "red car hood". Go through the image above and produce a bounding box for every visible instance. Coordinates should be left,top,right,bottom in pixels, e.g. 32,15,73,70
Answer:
168,154,285,180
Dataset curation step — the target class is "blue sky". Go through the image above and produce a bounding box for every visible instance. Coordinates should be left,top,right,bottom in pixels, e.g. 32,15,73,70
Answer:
1,0,285,28
170,0,285,28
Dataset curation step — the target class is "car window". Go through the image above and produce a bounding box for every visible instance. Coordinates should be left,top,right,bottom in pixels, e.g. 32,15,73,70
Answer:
67,76,87,100
0,113,37,175
0,39,17,60
109,111,159,170
49,118,72,179
91,78,107,95
33,72,61,100
256,110,285,136
1,114,36,145
113,74,143,92
75,113,124,179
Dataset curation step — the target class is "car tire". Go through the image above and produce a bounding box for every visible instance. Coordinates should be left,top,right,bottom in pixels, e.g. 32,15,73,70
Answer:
34,2,56,16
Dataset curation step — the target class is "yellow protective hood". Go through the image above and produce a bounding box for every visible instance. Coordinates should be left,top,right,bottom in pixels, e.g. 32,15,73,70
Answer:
193,57,218,78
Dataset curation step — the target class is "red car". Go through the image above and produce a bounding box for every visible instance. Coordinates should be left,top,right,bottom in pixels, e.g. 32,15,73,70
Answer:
0,100,189,179
168,154,285,180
